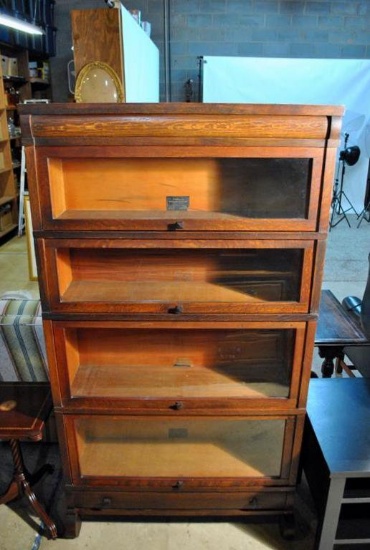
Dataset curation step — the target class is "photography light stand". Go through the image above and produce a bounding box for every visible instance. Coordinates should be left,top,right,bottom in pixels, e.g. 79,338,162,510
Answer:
329,133,360,230
356,126,370,228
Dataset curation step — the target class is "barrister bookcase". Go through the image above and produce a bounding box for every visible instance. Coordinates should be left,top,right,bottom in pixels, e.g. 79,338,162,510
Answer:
19,103,343,538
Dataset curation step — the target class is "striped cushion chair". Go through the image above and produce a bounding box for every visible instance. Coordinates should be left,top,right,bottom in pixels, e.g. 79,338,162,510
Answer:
0,297,56,440
0,297,48,382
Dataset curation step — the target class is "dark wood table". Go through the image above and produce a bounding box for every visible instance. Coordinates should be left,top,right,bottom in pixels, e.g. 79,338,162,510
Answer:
302,378,370,549
315,289,369,377
0,383,57,539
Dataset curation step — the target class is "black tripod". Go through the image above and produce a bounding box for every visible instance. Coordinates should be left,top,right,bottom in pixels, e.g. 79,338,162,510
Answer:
357,199,370,227
330,133,360,230
356,165,370,227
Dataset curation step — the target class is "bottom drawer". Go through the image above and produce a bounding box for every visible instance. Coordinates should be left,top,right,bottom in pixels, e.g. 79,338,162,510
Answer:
70,488,290,512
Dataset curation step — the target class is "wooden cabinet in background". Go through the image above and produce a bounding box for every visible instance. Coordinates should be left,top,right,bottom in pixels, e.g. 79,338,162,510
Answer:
0,45,52,241
71,6,159,102
19,102,343,538
0,59,18,239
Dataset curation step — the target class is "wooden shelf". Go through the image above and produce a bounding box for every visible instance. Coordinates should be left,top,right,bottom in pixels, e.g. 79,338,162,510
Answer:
0,195,15,207
64,280,267,304
0,168,12,177
0,222,17,239
30,77,50,86
71,363,289,399
3,75,27,84
0,54,19,242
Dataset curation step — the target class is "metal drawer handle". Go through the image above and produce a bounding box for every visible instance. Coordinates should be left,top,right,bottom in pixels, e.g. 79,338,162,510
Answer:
170,401,184,410
172,480,184,490
101,497,112,508
249,497,258,509
168,221,184,231
168,305,183,315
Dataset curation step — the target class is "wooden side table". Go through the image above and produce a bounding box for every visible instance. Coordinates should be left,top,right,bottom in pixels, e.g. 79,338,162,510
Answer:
0,383,57,539
315,290,369,377
302,378,370,549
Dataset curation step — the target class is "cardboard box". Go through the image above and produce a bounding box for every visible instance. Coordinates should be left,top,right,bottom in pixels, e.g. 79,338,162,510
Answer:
7,58,18,77
1,55,8,75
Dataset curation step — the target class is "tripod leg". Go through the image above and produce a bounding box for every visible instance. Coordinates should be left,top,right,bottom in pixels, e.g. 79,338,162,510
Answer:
330,199,351,228
357,201,370,227
330,162,353,229
341,190,358,217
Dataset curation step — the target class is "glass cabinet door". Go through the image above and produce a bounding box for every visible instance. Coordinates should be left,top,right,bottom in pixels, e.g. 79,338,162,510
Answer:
37,148,324,231
50,321,307,408
69,415,294,484
40,239,314,314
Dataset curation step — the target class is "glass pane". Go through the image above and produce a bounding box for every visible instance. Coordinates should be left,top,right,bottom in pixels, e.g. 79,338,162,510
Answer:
58,248,303,305
217,158,310,219
66,327,295,399
49,157,311,220
75,417,286,478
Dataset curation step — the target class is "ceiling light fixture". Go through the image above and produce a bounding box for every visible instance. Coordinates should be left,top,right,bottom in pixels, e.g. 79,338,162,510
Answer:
0,13,44,35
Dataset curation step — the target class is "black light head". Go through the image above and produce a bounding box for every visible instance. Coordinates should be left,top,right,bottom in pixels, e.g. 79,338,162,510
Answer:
339,145,361,166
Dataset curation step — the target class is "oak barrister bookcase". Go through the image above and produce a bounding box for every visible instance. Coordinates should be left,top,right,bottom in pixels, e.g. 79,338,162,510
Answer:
19,103,343,538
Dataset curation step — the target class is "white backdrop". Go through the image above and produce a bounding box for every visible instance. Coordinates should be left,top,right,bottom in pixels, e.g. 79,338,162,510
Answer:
120,5,159,102
202,56,370,212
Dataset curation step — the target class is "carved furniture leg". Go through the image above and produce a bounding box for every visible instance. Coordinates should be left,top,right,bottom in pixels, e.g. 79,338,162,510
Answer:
318,346,344,378
0,439,57,539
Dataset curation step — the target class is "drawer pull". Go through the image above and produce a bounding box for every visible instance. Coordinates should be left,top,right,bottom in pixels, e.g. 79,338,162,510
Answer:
172,480,184,490
101,497,112,508
168,221,184,231
170,401,184,411
168,305,183,315
249,497,258,509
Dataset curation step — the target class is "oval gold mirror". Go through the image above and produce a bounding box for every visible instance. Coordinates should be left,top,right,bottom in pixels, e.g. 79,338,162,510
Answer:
75,61,125,103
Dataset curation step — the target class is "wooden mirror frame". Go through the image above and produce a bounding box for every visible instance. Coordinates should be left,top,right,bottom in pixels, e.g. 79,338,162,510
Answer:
74,61,125,103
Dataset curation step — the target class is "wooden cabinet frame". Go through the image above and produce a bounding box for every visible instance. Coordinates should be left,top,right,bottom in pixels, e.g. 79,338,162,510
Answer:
19,103,343,538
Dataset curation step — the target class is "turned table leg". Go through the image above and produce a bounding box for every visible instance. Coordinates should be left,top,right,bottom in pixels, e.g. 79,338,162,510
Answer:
0,439,57,539
318,346,345,378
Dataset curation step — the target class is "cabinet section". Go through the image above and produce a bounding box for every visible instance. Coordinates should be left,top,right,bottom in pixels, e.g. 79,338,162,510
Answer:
0,56,18,239
34,148,325,232
336,478,370,543
0,46,51,241
0,175,17,232
1,48,31,103
39,238,314,315
71,6,159,103
1,48,29,199
2,48,51,102
19,103,343,233
28,57,51,100
45,320,309,410
63,414,299,486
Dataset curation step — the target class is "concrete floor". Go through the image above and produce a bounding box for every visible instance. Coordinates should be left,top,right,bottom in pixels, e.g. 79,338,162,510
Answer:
0,214,369,550
0,233,39,299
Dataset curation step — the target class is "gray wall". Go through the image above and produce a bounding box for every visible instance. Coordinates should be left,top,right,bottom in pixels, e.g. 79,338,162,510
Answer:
51,0,370,102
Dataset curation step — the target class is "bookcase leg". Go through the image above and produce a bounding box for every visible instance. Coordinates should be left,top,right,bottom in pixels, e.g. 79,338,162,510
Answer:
279,511,296,540
63,508,81,539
